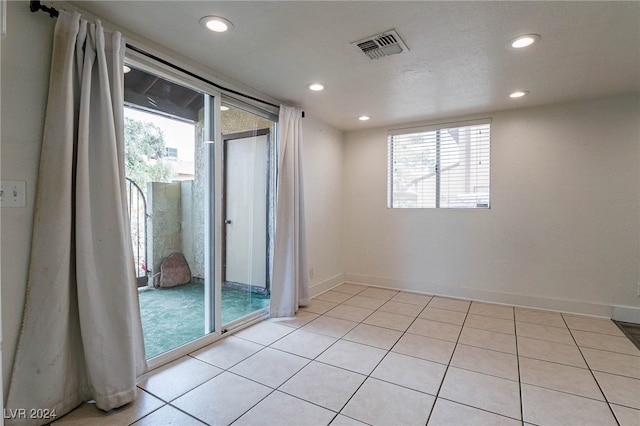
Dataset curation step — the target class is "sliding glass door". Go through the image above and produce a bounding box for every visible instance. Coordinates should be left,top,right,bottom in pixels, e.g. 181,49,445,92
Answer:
220,101,276,328
122,61,276,362
123,64,215,360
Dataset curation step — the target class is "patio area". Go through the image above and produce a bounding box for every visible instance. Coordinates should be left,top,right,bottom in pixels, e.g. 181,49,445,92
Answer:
139,283,270,358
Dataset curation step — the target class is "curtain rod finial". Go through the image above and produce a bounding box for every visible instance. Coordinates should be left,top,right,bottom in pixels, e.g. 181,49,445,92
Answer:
29,0,41,13
30,0,59,18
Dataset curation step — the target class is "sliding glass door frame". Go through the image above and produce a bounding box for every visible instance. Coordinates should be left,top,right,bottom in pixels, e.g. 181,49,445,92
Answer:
204,93,219,336
218,96,278,332
124,49,277,370
124,51,227,370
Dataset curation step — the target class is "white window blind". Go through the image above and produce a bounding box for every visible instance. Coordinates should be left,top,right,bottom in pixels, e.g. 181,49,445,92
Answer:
388,120,491,209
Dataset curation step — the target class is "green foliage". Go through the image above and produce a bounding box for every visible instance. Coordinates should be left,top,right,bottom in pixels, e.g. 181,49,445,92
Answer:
124,117,174,192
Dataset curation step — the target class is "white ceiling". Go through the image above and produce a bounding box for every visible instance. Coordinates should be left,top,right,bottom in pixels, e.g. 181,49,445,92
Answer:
68,1,640,131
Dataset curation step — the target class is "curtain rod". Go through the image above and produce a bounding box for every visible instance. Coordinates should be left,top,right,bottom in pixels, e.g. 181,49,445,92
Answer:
28,0,301,115
124,44,282,111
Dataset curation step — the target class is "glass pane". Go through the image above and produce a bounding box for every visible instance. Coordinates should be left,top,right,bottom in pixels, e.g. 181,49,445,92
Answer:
389,133,437,208
221,102,275,325
389,122,490,209
439,124,491,208
123,65,210,358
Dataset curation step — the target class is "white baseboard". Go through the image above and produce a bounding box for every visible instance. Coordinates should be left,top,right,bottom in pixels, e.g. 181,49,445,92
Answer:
613,305,640,324
307,272,629,320
343,273,614,318
309,273,346,298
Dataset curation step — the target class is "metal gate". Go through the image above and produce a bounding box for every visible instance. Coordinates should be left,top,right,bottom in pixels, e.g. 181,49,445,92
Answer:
126,177,149,287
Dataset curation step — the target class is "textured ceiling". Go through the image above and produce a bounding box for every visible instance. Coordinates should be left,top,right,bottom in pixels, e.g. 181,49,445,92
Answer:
68,1,640,131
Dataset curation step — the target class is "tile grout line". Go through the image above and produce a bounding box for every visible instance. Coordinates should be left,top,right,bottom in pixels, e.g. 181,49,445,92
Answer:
302,298,526,396
269,287,404,425
202,336,311,425
229,313,364,423
423,298,470,425
560,314,621,426
513,306,526,426
424,302,524,424
274,285,374,426
135,369,227,425
226,321,372,426
323,290,411,424
304,290,403,425
136,403,209,426
164,323,311,425
319,289,439,424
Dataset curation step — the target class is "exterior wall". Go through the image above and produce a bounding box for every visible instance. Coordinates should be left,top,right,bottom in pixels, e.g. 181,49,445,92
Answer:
343,93,640,316
149,179,207,284
222,107,273,135
148,182,183,282
191,111,206,280
180,180,195,278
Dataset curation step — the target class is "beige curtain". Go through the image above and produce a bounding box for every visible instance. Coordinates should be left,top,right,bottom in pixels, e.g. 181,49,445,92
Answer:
270,105,309,317
7,11,146,425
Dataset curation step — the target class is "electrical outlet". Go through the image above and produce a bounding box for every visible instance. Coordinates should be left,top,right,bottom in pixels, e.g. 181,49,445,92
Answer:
0,180,27,208
637,283,640,297
309,266,314,279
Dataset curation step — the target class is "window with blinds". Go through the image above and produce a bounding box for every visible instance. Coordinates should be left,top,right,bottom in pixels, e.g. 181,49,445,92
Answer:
388,119,491,209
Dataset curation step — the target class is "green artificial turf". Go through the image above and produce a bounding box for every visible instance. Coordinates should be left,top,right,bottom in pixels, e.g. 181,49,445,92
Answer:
138,283,270,358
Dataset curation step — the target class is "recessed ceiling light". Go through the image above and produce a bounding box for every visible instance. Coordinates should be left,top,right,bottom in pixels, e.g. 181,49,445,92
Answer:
220,105,230,111
509,34,541,49
200,16,234,33
509,90,529,98
358,115,370,121
123,65,131,74
307,83,325,91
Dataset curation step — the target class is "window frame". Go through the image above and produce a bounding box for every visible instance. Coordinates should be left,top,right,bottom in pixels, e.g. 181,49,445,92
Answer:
387,118,491,209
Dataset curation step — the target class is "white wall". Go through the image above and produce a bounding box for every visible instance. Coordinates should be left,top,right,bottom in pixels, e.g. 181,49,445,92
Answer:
302,116,345,294
1,1,56,400
343,93,640,316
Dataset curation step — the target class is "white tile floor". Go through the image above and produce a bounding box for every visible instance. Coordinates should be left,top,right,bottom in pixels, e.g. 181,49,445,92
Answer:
54,284,640,426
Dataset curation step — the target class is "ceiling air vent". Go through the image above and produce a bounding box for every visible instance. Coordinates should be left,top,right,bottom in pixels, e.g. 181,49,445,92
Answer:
350,29,409,60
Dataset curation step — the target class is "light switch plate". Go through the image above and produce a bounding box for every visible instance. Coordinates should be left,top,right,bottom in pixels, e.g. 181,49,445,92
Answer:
0,180,27,208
